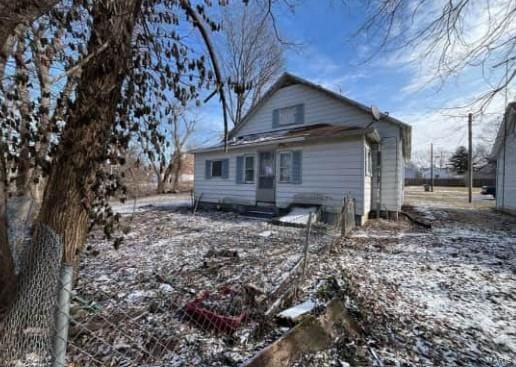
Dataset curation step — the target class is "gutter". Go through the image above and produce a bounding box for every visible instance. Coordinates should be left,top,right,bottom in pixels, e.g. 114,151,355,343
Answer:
190,128,380,154
189,137,306,154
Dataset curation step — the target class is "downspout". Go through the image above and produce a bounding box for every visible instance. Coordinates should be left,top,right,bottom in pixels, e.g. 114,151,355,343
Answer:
376,141,382,219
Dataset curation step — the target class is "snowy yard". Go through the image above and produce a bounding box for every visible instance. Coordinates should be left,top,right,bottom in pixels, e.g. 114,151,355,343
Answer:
297,186,515,366
70,203,336,366
69,188,515,366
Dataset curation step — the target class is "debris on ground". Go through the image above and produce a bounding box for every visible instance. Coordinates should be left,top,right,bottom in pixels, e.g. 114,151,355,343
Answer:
277,299,317,323
70,206,336,366
293,187,516,366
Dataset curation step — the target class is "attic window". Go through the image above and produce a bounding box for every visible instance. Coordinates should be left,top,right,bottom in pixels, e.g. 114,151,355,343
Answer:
273,104,304,127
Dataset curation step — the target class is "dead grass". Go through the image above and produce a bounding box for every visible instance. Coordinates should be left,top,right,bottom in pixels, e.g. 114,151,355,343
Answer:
405,185,495,210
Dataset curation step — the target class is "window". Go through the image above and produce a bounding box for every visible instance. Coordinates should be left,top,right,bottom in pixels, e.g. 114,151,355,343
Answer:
279,151,292,182
211,160,222,177
365,146,372,176
245,156,254,183
273,104,304,127
206,159,229,179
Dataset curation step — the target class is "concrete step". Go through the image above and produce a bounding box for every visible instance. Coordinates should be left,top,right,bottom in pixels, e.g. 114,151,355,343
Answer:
245,210,277,219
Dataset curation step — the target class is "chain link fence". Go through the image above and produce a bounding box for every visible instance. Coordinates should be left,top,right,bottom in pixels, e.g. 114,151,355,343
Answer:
0,204,343,366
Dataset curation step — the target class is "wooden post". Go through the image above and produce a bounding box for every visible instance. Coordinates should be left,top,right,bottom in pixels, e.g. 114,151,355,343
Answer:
301,213,313,283
468,113,473,203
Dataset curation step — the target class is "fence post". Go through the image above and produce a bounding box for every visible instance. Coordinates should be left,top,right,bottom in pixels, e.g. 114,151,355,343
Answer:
301,213,313,283
52,264,74,367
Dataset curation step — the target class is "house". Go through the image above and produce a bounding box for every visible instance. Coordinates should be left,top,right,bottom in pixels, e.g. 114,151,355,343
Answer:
192,73,411,224
419,166,460,179
492,102,516,214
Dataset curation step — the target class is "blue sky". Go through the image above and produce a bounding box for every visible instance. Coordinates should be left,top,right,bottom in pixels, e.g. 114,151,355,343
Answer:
193,0,514,163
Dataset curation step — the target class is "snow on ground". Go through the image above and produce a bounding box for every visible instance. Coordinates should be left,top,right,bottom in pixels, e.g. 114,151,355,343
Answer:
70,205,336,366
110,193,191,214
70,189,515,366
296,186,516,366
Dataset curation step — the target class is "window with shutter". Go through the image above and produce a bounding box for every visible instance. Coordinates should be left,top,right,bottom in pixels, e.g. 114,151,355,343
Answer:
207,159,229,179
211,160,222,177
236,155,254,183
278,150,302,184
279,152,292,182
244,156,255,183
272,104,305,128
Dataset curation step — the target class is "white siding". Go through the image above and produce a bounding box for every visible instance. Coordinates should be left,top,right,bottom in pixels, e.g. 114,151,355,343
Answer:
194,148,257,205
194,138,369,216
275,140,367,215
234,83,406,211
237,84,373,136
496,132,516,211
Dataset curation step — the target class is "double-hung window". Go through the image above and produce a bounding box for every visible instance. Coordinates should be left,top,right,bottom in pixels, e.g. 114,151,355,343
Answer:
211,160,223,177
205,159,229,179
244,156,254,183
279,151,293,183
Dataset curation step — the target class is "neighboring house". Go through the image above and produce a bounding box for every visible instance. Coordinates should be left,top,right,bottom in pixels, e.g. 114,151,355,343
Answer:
192,73,411,224
492,102,516,214
419,166,460,179
405,164,422,179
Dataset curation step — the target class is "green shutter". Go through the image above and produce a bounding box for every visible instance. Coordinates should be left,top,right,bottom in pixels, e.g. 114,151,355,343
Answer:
222,159,229,178
292,151,302,184
205,160,211,179
236,156,244,184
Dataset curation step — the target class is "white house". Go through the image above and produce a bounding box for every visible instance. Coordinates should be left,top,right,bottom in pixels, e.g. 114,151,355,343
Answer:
192,73,411,224
492,102,516,214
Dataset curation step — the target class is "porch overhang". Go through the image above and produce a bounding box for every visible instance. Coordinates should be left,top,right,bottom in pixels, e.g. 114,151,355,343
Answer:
190,124,380,154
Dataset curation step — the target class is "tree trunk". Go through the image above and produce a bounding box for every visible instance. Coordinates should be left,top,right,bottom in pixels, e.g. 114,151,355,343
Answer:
37,0,141,265
156,177,166,194
171,153,182,192
0,154,15,317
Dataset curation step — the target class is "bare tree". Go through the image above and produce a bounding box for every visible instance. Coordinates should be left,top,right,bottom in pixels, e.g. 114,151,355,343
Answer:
354,0,516,110
221,2,284,126
140,106,196,194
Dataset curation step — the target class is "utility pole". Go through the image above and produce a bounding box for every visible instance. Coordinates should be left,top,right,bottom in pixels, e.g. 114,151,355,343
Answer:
468,113,473,203
430,143,434,192
440,151,444,174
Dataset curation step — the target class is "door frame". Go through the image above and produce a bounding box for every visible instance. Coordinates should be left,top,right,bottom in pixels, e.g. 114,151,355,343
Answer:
256,150,276,203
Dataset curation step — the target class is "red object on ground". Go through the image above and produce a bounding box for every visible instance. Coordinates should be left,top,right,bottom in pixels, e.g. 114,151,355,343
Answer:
184,289,246,333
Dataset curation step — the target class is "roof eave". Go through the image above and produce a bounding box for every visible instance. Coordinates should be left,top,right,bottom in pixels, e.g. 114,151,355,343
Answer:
191,128,378,154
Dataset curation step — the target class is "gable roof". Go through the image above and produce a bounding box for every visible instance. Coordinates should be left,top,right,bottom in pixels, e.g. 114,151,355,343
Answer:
491,102,516,158
228,72,412,158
